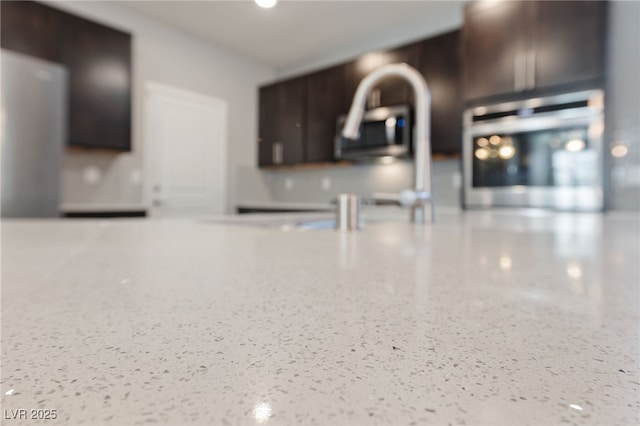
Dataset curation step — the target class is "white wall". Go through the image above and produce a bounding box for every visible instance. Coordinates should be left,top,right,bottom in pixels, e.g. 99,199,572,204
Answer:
606,0,640,211
45,1,274,213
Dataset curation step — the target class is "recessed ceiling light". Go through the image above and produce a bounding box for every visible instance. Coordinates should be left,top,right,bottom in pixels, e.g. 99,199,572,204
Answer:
255,0,277,8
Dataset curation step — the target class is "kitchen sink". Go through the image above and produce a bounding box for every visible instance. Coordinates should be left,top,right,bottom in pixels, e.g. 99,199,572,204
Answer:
200,206,408,231
200,213,334,230
295,219,338,230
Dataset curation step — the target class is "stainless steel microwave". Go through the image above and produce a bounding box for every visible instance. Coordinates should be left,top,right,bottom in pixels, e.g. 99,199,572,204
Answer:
335,105,412,161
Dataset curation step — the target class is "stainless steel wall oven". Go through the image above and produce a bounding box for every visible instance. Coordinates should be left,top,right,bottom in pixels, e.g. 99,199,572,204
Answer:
463,90,605,211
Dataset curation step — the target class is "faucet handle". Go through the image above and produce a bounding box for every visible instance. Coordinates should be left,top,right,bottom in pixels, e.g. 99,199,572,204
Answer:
399,189,431,208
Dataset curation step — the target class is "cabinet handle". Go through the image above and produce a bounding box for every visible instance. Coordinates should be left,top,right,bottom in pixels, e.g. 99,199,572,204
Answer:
368,89,381,108
273,142,283,165
514,53,526,92
367,91,375,109
525,50,536,90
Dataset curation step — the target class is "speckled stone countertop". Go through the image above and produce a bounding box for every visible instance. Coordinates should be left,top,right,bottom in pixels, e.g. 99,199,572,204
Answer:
1,208,639,426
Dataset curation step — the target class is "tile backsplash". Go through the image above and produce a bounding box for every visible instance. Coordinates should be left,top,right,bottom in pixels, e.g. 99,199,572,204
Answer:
237,159,462,208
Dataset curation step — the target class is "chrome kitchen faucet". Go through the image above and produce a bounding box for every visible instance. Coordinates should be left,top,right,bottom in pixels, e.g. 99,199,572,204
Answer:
341,63,434,224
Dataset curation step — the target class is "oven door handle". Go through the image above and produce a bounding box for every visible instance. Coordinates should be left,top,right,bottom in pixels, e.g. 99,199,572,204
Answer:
467,112,602,136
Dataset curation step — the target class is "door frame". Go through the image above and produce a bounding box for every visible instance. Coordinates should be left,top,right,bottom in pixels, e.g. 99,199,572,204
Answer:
143,81,228,216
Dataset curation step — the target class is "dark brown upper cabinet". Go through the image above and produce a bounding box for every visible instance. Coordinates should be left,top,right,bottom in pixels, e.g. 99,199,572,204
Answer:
345,45,416,109
463,0,607,103
1,1,132,151
305,65,347,163
257,29,466,168
462,1,528,102
532,1,607,90
58,11,132,150
412,30,463,155
258,85,277,167
258,77,305,166
0,1,59,62
275,77,305,165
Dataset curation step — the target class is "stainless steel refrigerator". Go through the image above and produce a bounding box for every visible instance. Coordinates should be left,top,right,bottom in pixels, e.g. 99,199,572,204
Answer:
1,49,67,218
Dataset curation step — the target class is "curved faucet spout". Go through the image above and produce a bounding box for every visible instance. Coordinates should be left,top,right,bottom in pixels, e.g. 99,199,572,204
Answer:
341,63,434,224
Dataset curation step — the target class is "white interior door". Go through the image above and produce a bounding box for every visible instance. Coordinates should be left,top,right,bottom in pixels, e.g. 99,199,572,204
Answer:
144,82,227,216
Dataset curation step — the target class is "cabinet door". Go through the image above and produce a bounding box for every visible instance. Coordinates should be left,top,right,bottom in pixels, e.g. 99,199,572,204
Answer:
345,45,415,108
305,65,346,163
0,1,132,151
58,12,131,150
532,0,607,90
0,1,59,62
463,1,530,101
258,85,277,167
414,30,463,154
274,77,305,165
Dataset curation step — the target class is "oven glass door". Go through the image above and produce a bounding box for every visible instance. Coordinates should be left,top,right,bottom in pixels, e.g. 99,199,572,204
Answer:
472,124,598,188
464,90,605,211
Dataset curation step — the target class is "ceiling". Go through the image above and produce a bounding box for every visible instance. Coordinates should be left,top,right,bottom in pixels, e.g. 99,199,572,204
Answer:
121,1,466,72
